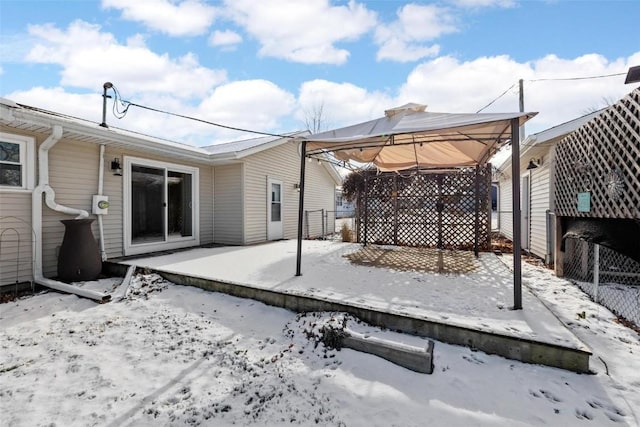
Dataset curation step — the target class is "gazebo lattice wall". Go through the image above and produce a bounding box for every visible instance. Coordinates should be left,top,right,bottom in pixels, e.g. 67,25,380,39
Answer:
554,88,640,218
358,166,492,251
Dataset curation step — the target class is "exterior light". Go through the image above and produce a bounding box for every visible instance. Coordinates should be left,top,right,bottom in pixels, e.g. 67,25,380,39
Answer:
111,157,122,176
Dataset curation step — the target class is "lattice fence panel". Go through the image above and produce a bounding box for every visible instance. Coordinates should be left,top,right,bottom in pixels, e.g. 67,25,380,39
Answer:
358,167,491,249
554,88,640,218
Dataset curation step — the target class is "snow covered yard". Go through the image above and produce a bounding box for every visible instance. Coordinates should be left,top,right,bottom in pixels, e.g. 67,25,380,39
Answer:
1,243,639,426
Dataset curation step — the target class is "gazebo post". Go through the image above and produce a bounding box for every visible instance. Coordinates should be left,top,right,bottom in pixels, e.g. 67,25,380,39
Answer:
363,172,369,246
473,165,480,257
295,141,307,276
511,118,523,309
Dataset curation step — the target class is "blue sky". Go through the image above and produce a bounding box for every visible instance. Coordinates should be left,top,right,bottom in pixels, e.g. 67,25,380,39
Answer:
1,0,639,146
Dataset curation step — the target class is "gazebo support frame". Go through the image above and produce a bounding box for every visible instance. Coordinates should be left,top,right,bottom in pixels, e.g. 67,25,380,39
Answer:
295,117,523,309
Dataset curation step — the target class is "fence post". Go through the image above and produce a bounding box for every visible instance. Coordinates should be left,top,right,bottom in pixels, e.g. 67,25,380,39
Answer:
580,240,589,281
321,209,325,239
593,243,600,303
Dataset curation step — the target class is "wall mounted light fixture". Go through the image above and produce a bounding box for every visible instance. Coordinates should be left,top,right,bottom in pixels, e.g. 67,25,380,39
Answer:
111,157,122,176
526,158,540,170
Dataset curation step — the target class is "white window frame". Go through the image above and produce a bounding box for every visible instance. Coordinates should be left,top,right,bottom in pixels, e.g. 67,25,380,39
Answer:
123,156,200,256
0,132,35,192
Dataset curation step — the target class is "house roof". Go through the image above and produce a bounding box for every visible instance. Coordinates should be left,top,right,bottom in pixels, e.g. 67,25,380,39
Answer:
0,99,340,183
0,98,212,164
525,109,604,145
496,109,605,172
202,131,308,158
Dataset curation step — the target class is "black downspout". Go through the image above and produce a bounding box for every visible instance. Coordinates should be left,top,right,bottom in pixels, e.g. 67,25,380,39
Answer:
295,141,307,276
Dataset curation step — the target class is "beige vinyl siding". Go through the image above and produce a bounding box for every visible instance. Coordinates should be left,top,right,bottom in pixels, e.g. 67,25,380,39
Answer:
199,166,214,245
529,164,551,259
0,193,33,285
302,160,336,238
42,139,99,277
37,140,213,276
498,177,513,241
243,142,298,244
242,141,336,244
214,164,244,244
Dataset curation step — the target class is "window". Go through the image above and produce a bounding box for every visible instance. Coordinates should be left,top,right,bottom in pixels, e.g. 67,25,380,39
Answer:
0,132,35,191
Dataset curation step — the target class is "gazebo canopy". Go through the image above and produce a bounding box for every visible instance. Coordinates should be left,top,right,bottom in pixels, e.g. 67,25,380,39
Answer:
296,103,538,310
303,103,537,171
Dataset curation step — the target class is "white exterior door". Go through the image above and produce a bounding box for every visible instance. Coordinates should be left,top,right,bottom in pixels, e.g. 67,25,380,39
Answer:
267,178,283,240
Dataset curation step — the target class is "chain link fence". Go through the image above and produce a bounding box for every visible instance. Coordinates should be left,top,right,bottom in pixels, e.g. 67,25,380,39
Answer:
303,210,357,241
303,210,338,240
563,238,640,326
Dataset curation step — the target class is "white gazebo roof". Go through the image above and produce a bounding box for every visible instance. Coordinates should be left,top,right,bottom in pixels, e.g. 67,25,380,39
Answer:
303,103,536,171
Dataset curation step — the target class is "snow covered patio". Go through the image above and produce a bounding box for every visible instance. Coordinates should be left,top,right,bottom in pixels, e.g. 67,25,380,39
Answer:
115,240,591,372
3,240,639,426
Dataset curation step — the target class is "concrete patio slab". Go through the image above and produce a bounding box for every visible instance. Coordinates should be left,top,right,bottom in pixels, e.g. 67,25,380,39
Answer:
112,240,591,372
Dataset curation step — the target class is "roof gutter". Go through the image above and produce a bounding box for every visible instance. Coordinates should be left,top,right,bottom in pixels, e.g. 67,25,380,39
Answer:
32,125,109,302
4,105,210,164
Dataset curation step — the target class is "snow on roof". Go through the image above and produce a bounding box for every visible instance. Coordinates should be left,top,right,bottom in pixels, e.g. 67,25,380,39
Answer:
527,109,604,145
202,130,308,155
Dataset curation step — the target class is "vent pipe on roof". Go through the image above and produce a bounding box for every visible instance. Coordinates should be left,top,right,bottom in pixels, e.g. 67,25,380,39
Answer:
100,82,113,128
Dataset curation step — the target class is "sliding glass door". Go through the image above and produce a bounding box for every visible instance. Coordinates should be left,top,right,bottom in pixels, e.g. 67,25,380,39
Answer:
124,157,199,255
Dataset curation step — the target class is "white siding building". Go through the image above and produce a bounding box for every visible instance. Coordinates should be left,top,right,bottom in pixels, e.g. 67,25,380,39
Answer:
496,110,602,262
0,99,340,288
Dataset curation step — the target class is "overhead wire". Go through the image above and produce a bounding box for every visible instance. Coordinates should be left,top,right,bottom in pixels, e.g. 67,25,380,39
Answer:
475,71,627,114
528,72,626,82
106,84,297,140
103,71,626,154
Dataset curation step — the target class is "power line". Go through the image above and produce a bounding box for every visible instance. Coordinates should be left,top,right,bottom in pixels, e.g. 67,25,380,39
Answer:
475,71,626,113
476,83,516,113
108,84,296,140
528,72,626,82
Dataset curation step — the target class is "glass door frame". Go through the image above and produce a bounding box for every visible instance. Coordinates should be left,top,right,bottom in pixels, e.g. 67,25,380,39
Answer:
123,156,199,256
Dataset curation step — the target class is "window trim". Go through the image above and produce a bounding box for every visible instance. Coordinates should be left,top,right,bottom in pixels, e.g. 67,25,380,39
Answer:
0,132,35,192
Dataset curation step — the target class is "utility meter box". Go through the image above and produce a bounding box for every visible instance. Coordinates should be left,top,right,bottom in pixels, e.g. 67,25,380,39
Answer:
92,195,109,215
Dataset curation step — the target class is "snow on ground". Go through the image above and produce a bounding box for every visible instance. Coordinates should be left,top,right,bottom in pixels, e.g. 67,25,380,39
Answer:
123,240,585,349
0,243,639,426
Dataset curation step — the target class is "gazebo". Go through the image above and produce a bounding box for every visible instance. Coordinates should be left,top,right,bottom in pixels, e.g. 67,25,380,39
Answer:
295,103,537,309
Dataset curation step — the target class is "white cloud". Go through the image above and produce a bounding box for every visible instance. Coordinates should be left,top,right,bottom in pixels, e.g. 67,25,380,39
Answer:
451,0,516,8
101,0,218,37
196,79,297,140
297,79,393,129
4,87,106,124
208,30,242,48
24,20,226,99
397,53,638,134
376,4,457,62
224,0,377,64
